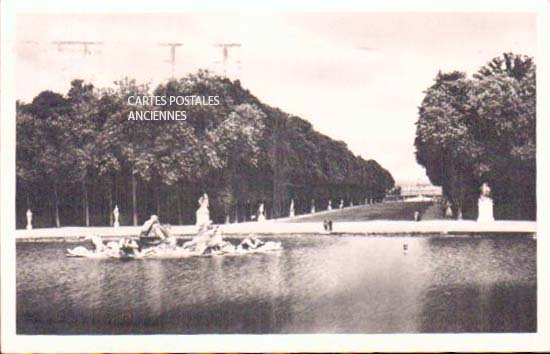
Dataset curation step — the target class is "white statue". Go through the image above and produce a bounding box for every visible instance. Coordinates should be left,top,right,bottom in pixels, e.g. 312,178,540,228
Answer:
196,193,211,227
477,182,494,222
327,199,332,211
289,199,295,217
445,205,453,218
350,201,354,207
339,199,344,209
26,209,33,230
310,199,316,213
113,205,120,227
258,203,266,222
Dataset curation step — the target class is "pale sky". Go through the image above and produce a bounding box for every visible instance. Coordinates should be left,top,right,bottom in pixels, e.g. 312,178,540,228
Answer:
16,13,536,184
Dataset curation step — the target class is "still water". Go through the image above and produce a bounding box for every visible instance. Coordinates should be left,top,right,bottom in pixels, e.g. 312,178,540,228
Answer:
17,234,536,334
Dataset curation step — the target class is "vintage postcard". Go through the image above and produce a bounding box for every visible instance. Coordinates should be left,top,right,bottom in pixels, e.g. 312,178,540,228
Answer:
1,0,549,352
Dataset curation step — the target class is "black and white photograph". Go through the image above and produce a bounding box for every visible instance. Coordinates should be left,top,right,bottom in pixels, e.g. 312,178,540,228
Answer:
1,1,548,352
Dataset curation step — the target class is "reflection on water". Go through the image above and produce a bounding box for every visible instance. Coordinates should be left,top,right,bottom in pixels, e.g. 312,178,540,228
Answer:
16,235,536,334
419,237,536,332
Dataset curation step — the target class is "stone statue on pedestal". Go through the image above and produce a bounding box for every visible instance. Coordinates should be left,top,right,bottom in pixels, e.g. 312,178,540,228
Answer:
289,199,295,217
445,205,453,218
26,209,33,230
196,193,211,227
339,199,344,209
258,203,266,221
113,205,120,227
477,182,495,222
327,200,332,211
310,199,316,213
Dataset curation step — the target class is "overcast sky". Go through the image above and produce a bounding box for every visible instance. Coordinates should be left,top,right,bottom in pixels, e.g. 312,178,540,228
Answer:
16,12,536,184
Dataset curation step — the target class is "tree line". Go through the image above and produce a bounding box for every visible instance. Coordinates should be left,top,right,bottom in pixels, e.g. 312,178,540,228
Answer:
16,71,395,228
415,53,536,220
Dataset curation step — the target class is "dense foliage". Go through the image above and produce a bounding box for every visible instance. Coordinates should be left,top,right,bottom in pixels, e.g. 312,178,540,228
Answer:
415,53,536,220
17,71,394,227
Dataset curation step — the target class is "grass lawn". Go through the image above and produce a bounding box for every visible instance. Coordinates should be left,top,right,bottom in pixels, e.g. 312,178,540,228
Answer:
285,201,438,222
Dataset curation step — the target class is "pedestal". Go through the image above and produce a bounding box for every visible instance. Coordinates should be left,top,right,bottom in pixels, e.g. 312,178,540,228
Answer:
196,208,210,226
477,197,494,222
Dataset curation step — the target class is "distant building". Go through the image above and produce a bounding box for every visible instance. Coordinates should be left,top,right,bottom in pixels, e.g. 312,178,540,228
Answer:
400,183,442,197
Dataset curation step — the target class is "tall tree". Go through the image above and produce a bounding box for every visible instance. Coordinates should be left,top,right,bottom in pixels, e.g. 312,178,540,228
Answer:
415,53,536,219
208,103,267,220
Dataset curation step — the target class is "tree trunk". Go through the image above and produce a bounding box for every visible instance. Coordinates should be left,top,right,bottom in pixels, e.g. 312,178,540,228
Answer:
108,184,113,226
26,185,31,210
272,117,282,219
53,183,61,228
132,171,138,226
228,152,239,224
82,178,90,226
177,183,183,225
156,184,161,216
